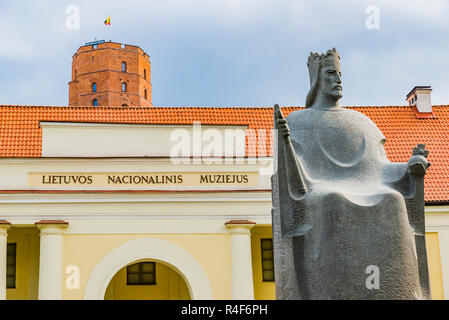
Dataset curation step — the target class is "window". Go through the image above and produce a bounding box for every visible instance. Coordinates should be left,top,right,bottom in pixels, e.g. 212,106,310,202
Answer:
121,61,127,72
127,262,156,285
7,243,16,289
121,82,127,92
144,69,147,80
260,239,275,282
121,104,129,107
92,99,98,106
92,82,97,92
92,44,98,49
144,89,147,100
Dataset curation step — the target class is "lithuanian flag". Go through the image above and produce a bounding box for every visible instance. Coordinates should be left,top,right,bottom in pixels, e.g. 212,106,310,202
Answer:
104,16,111,26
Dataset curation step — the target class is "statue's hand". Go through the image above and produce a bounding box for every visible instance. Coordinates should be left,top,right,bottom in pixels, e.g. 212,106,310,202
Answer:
277,118,290,141
408,144,430,176
274,104,290,141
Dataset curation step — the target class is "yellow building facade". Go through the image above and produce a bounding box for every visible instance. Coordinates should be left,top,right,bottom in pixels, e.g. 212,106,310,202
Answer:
0,121,276,300
0,119,446,300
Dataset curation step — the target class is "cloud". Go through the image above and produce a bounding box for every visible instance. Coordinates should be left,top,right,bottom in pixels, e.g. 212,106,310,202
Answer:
0,0,448,106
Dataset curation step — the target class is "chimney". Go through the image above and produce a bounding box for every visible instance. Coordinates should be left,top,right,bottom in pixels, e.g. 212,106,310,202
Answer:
406,86,433,117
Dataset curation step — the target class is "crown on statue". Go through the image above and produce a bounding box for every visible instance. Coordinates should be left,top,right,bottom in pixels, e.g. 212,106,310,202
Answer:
307,48,341,83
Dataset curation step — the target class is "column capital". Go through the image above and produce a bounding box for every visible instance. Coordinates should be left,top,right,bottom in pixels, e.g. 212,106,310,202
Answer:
35,220,68,235
0,220,11,236
225,220,256,235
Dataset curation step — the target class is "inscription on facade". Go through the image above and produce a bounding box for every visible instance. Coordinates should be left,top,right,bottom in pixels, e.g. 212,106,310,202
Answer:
29,172,256,189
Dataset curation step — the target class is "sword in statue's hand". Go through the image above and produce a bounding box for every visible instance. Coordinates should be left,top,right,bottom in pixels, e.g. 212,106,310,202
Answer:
273,104,307,195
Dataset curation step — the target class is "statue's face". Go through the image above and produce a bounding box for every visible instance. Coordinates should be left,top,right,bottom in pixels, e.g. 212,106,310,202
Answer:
320,65,342,101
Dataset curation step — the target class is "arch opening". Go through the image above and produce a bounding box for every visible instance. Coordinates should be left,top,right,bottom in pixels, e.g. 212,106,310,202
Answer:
83,238,213,300
104,259,191,300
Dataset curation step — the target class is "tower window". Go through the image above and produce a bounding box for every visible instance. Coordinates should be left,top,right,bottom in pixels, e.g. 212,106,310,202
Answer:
144,89,147,100
121,61,127,72
6,243,16,289
92,82,97,92
127,262,156,285
144,69,147,80
93,99,98,106
121,82,127,92
92,44,97,49
260,239,275,282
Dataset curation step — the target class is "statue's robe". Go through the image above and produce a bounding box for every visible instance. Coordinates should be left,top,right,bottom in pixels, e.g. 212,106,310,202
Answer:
273,107,430,300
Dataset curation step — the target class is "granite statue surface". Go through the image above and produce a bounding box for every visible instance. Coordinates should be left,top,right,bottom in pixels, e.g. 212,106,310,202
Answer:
271,48,431,299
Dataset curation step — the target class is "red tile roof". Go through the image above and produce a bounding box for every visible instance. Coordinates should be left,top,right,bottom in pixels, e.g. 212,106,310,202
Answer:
0,105,448,203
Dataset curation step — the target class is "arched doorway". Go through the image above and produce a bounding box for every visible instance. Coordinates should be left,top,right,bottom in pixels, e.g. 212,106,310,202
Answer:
83,238,213,300
104,259,191,300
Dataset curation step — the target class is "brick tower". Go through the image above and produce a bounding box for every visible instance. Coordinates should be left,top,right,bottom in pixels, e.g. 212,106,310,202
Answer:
69,41,152,107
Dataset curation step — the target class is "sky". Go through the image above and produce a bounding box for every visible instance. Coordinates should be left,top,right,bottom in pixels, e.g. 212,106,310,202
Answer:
0,0,448,107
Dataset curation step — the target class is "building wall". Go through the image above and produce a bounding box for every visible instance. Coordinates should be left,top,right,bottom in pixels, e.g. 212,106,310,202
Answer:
251,226,275,300
40,122,249,158
425,207,449,299
6,227,39,300
0,153,271,301
62,233,232,300
426,232,445,299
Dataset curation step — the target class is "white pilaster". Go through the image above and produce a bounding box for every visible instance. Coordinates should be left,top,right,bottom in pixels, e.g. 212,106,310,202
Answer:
0,220,11,300
36,220,68,300
225,220,256,300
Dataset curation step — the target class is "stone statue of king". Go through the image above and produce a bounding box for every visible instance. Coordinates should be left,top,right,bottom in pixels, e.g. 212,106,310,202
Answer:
271,48,431,299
